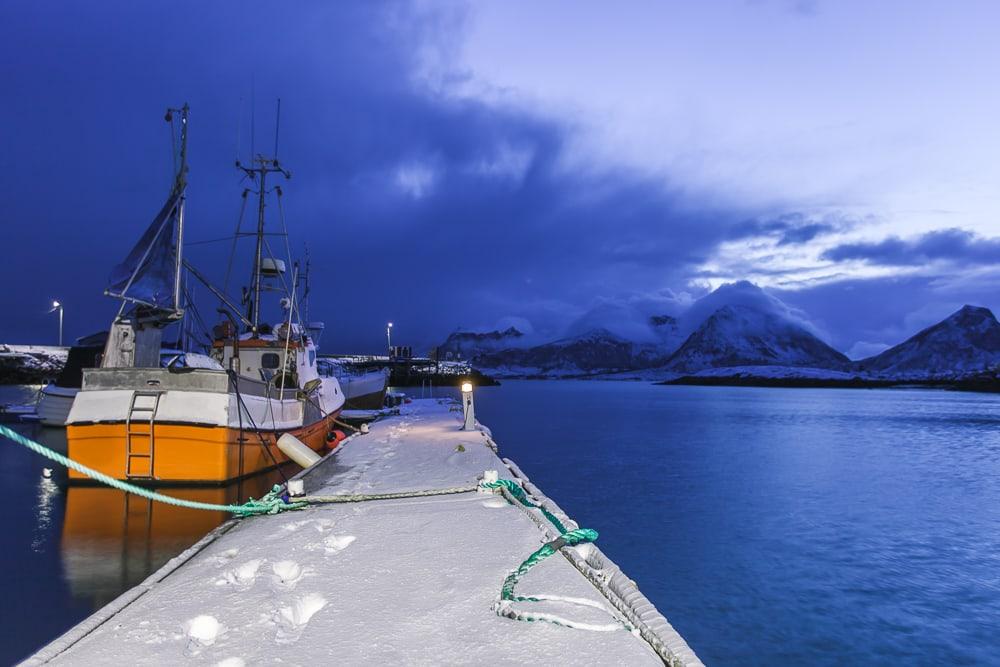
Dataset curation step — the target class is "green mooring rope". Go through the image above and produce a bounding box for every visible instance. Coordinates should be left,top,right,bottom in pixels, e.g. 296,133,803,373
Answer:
0,424,303,517
480,478,629,632
500,528,599,601
479,478,570,533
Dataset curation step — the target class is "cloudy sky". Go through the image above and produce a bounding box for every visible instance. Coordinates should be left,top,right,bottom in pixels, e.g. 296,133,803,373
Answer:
2,0,999,358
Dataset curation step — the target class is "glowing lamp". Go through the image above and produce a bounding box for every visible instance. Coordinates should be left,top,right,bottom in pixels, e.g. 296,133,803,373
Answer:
461,381,475,430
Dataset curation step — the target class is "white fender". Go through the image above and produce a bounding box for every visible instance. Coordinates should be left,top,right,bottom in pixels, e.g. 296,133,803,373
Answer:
277,433,322,469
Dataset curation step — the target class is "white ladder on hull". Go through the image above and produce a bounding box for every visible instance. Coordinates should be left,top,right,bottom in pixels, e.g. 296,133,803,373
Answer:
125,391,162,479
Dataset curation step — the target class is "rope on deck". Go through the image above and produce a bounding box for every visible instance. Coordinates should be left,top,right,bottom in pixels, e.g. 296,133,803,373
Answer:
0,424,303,517
300,485,477,503
480,478,633,633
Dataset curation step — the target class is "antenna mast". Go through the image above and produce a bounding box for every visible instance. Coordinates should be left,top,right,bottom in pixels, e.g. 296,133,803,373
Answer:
236,100,290,335
166,103,189,316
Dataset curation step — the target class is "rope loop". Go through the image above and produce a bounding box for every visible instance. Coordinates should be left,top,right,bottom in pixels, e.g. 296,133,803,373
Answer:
482,477,627,632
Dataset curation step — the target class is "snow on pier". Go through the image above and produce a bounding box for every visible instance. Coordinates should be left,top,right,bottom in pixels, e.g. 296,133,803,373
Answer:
26,399,701,666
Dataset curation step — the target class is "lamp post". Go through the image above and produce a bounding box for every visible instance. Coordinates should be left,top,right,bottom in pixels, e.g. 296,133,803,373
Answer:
50,301,63,346
386,321,393,359
461,381,475,430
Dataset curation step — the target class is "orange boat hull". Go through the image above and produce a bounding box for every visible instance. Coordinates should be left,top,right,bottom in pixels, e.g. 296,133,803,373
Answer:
66,414,338,484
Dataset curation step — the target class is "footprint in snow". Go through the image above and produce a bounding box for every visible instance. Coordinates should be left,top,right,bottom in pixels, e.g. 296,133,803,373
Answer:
216,558,263,587
310,518,335,533
280,519,312,533
214,659,246,667
280,517,334,534
324,534,356,555
271,560,306,589
183,615,224,655
275,593,328,644
211,548,240,566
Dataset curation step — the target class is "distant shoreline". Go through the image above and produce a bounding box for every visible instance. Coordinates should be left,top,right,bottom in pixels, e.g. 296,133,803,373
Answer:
658,375,1000,393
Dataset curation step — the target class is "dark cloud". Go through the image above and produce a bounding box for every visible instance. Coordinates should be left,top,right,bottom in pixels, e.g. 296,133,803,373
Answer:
822,228,1000,266
727,212,847,247
0,1,749,352
4,2,993,357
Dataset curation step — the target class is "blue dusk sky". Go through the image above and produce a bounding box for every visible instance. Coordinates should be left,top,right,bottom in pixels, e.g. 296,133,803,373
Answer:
2,1,999,357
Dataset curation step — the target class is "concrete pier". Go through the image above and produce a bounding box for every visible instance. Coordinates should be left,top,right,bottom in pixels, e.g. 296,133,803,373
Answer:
25,399,701,665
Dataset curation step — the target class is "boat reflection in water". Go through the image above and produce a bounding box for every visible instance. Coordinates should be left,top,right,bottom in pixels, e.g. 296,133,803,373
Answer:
61,471,288,607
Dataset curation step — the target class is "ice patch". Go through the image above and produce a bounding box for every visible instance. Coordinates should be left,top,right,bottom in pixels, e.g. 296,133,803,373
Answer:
324,534,356,554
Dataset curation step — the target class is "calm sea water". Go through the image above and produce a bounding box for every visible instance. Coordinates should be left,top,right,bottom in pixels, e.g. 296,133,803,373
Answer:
471,381,1000,666
3,381,1000,665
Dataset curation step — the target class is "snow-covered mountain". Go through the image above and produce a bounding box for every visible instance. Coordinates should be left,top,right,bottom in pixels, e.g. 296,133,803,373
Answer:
475,328,670,377
648,314,686,351
436,327,526,362
435,283,1000,384
444,283,844,378
663,304,849,373
855,305,1000,379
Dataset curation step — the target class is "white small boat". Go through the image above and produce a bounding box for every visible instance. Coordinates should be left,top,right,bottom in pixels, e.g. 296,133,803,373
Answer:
37,384,77,426
318,361,388,409
37,343,105,426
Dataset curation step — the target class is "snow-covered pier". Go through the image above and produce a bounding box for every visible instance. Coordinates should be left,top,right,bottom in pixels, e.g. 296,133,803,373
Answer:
25,399,701,665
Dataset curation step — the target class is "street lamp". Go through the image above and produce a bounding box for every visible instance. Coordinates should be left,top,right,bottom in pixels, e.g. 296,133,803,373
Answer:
461,381,475,430
50,301,63,346
386,321,393,358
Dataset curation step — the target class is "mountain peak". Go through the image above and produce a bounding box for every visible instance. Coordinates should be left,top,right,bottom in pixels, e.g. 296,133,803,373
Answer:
950,305,996,324
858,305,1000,377
665,303,848,373
438,326,525,360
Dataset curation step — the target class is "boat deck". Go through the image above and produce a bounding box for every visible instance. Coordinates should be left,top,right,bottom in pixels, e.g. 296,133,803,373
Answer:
27,399,701,665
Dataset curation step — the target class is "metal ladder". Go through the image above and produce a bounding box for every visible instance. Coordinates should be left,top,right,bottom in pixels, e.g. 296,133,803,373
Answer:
125,391,162,479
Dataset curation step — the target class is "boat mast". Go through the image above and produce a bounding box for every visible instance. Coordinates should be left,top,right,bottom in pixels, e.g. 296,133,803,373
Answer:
237,100,289,335
169,103,190,316
251,163,268,332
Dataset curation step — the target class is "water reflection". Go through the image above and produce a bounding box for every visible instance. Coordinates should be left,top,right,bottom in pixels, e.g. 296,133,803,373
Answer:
0,384,295,662
32,473,59,553
61,475,283,607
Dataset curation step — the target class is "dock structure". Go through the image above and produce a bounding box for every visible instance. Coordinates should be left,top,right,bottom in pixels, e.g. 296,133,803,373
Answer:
26,399,701,666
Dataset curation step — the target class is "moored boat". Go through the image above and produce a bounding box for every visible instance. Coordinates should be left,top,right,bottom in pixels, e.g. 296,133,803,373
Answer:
66,104,345,484
318,359,389,409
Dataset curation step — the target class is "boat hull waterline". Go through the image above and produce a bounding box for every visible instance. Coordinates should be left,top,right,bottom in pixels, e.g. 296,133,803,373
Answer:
66,367,345,484
66,415,337,484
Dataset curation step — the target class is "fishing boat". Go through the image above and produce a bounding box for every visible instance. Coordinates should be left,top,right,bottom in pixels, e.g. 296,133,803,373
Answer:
66,104,345,483
317,358,389,409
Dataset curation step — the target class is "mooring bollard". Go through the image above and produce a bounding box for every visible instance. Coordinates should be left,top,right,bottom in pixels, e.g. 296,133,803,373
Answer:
461,382,476,430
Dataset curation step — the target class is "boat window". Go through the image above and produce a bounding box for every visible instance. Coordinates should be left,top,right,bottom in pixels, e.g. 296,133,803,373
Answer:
261,353,281,369
309,350,316,366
